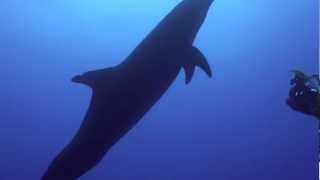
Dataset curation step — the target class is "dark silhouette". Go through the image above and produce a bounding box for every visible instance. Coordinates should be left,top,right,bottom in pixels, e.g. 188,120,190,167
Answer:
42,0,214,179
286,70,319,119
286,70,320,162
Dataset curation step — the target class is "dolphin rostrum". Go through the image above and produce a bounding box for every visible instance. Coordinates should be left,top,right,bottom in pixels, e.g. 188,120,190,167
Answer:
42,0,214,179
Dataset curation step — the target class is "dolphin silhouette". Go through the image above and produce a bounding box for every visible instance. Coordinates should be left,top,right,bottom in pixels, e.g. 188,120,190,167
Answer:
42,0,214,179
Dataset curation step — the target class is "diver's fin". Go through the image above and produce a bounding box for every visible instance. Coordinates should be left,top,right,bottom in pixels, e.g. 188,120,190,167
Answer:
182,46,212,84
72,68,115,88
311,74,320,80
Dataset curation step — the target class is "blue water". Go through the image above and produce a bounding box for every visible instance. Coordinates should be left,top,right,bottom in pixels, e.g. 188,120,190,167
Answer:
0,0,318,179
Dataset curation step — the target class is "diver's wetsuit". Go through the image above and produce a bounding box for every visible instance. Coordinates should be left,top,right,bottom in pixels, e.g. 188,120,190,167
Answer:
286,73,320,162
287,74,319,118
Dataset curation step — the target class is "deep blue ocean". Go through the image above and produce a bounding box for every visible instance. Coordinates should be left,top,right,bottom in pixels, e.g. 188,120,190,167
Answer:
0,0,318,179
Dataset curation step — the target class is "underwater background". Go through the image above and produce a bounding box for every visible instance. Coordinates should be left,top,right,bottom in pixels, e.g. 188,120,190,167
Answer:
0,0,318,179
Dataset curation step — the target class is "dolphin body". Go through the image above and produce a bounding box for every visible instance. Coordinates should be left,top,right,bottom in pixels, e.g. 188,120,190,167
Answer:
42,0,214,179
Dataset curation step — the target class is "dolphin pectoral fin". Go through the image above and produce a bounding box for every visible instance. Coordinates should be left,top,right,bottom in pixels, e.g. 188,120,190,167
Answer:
183,63,196,84
182,46,212,84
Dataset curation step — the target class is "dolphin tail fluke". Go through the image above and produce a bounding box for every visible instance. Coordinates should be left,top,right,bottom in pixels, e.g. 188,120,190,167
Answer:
182,46,212,84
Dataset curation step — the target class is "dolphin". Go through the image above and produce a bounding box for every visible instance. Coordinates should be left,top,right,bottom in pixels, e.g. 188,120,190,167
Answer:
42,0,214,179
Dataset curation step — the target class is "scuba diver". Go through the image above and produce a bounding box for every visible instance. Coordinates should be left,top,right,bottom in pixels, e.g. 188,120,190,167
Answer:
286,70,319,119
286,70,319,162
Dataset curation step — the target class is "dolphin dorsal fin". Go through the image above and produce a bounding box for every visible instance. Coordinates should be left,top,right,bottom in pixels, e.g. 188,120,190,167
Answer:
72,68,116,88
182,46,212,84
